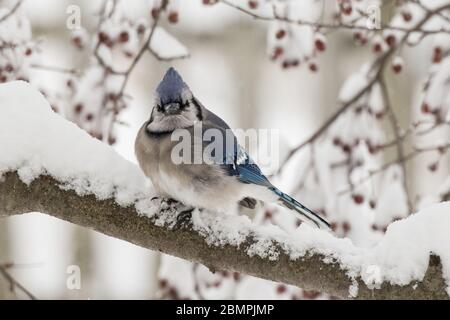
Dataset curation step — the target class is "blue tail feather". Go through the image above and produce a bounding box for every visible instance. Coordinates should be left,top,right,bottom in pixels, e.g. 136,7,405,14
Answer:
270,187,330,230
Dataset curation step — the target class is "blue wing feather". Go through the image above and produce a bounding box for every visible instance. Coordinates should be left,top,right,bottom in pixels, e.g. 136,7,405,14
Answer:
222,143,272,187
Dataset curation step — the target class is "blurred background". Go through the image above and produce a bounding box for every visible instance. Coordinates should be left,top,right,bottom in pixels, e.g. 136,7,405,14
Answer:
0,0,448,299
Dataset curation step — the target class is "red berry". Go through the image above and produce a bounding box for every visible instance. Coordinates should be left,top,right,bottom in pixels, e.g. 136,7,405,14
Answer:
428,163,438,172
168,11,179,24
25,48,33,55
276,284,287,294
107,93,118,101
342,144,351,153
5,64,13,72
85,113,94,121
168,287,178,299
353,32,367,45
137,24,146,34
98,31,109,43
333,137,341,146
315,38,326,52
303,290,320,299
352,194,364,204
421,103,430,114
340,1,352,15
353,32,362,41
342,221,351,233
220,271,230,277
375,111,385,119
248,0,258,9
373,42,382,53
402,11,412,22
264,210,273,220
74,103,83,114
385,35,396,47
330,222,338,232
271,46,284,60
308,62,318,72
275,29,286,39
392,63,402,74
159,279,168,288
119,31,129,43
282,60,290,69
151,8,159,19
433,47,442,63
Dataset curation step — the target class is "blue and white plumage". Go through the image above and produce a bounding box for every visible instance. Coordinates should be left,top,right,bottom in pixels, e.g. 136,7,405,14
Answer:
135,67,330,230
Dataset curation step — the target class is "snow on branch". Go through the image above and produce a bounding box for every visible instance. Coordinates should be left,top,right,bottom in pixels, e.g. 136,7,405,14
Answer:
0,81,449,299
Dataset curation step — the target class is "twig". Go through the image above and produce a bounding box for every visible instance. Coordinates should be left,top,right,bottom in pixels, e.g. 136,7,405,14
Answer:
276,56,386,174
0,264,37,300
0,0,24,23
219,0,450,35
30,63,80,76
338,143,450,195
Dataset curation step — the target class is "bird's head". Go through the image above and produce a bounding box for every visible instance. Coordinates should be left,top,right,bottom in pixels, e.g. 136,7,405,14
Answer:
146,67,203,133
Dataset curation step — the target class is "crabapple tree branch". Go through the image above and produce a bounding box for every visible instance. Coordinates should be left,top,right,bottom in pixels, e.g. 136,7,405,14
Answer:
0,171,448,300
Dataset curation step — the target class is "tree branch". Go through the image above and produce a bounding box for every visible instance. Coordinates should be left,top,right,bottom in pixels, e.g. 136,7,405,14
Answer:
0,263,37,300
0,171,447,299
0,0,24,24
219,0,450,35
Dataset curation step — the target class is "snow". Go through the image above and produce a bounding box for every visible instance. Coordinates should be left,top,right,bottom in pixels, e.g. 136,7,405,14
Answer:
0,81,154,211
1,81,450,297
149,27,189,59
338,64,371,103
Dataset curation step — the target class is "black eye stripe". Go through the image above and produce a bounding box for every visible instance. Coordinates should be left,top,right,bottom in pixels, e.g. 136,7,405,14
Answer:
157,99,189,111
191,98,203,121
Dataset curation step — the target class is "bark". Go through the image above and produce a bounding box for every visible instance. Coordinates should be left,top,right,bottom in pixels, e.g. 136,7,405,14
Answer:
0,171,448,299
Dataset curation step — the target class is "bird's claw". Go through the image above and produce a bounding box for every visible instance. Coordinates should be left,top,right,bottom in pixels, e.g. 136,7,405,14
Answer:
174,208,194,229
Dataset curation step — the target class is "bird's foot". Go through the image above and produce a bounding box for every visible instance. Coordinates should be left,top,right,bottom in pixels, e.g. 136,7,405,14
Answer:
153,196,181,211
157,197,178,205
174,207,195,230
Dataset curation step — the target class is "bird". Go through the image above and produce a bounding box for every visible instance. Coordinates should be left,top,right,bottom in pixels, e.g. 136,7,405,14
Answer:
135,67,330,230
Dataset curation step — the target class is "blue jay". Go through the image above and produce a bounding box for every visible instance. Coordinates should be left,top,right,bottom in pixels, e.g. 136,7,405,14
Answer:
135,67,330,230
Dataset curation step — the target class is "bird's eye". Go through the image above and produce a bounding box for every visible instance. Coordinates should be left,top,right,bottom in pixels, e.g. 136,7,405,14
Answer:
156,104,163,112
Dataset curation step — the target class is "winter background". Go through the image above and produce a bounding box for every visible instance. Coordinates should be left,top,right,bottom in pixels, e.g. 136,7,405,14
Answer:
0,0,449,299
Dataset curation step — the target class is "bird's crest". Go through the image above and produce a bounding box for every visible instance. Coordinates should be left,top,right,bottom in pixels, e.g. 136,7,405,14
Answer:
156,67,189,103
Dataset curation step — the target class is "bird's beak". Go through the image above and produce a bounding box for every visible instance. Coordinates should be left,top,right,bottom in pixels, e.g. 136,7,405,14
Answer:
164,103,181,115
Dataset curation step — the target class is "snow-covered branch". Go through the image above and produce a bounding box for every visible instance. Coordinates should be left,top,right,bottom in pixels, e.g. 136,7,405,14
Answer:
1,81,449,299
